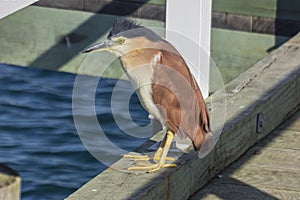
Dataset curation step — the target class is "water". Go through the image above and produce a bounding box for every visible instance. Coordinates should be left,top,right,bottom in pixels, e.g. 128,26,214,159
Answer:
0,64,150,199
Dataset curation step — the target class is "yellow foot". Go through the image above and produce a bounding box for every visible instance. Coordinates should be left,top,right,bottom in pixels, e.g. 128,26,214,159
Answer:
153,147,176,161
153,156,176,162
148,164,177,173
123,154,150,161
123,154,176,162
127,163,177,173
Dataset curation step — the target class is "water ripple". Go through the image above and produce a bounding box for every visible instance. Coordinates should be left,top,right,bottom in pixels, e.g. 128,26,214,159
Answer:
0,64,149,200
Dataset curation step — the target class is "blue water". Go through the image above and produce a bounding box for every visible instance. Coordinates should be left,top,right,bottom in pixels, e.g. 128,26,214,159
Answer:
0,64,150,199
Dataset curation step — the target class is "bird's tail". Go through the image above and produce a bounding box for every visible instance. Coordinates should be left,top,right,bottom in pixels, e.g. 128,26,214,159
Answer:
193,130,216,158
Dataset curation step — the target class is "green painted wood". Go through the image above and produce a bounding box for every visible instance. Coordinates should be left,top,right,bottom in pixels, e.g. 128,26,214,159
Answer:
213,0,300,21
0,5,295,85
213,0,276,18
117,0,166,6
211,28,289,83
0,6,164,79
33,0,300,22
212,27,288,58
1,6,290,85
211,47,261,84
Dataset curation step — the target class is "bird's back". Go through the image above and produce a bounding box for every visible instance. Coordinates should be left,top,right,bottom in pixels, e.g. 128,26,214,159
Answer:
151,49,210,150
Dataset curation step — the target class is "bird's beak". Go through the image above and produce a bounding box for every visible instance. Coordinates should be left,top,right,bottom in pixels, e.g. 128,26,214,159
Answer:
81,39,112,53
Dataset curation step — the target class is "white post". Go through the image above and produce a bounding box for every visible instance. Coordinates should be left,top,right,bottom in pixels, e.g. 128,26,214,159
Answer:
0,0,39,20
166,0,212,98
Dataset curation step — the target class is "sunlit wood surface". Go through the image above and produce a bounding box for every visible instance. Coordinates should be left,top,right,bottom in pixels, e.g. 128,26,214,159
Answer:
190,109,300,200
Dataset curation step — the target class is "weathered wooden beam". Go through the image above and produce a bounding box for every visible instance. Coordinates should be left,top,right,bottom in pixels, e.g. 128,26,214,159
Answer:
0,164,21,200
211,28,289,83
191,108,300,199
34,0,166,21
212,12,300,37
0,6,164,80
33,0,300,37
1,6,288,85
33,0,300,22
213,0,300,21
66,33,300,200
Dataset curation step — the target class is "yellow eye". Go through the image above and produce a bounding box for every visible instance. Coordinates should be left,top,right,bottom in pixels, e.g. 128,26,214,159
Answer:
118,38,125,44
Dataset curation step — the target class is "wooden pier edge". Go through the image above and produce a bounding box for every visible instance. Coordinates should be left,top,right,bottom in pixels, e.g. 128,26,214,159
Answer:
33,0,300,37
0,165,21,200
66,32,300,200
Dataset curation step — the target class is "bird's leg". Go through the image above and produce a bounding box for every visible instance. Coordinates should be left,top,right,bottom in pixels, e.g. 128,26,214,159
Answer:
148,130,177,172
153,133,167,161
127,130,177,172
123,129,173,162
153,133,175,162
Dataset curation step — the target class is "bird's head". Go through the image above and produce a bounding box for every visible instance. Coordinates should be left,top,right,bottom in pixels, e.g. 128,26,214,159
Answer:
81,17,162,56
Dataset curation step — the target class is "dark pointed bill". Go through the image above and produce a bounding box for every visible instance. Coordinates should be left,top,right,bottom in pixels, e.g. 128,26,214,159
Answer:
81,40,111,53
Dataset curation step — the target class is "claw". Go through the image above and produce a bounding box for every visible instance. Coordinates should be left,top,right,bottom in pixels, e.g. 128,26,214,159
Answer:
154,156,176,162
147,163,177,173
123,153,175,162
123,154,150,161
127,163,177,173
124,130,176,173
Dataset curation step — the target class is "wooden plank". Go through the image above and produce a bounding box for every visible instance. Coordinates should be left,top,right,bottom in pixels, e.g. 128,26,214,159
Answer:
213,0,277,18
212,12,252,32
212,0,300,21
0,6,164,78
211,29,288,58
257,130,300,150
191,107,300,199
278,111,300,132
190,183,300,200
118,0,166,6
0,175,21,200
252,16,300,37
0,164,21,200
231,147,300,170
211,28,290,83
207,39,300,195
34,0,84,10
209,35,300,175
220,165,300,191
192,144,300,199
212,12,300,37
2,6,292,85
211,53,262,84
35,0,166,21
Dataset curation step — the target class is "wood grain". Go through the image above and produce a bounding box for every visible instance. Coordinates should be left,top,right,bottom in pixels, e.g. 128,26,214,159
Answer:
191,106,300,199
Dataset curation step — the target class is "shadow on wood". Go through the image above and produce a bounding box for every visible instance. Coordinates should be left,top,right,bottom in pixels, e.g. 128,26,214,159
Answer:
29,0,152,71
190,107,300,199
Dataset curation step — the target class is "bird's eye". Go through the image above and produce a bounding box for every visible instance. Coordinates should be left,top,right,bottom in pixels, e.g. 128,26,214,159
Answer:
118,38,125,44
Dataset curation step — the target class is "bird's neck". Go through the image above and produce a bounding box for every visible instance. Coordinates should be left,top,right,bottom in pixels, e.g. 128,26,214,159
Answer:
119,49,158,72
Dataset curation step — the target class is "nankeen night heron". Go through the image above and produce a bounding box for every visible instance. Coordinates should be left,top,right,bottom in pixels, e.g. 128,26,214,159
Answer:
81,18,212,172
